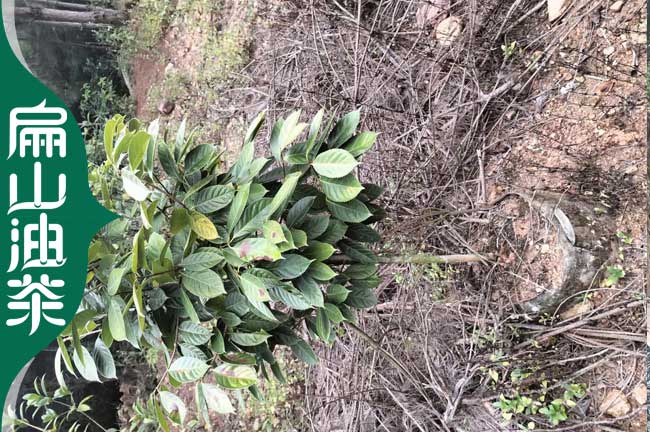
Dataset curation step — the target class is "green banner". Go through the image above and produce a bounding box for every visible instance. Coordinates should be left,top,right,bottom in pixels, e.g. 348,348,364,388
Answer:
0,3,115,420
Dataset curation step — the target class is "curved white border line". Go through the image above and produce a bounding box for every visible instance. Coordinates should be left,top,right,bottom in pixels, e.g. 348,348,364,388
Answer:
2,0,31,71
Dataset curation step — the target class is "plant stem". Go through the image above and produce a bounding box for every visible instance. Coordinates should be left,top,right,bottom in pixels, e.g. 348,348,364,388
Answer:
328,253,491,266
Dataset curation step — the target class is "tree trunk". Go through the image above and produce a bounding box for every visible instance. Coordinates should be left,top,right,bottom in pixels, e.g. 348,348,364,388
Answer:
24,0,117,14
14,6,126,26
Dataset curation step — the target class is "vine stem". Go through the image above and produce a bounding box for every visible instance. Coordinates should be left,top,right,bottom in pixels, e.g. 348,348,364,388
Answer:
328,253,492,266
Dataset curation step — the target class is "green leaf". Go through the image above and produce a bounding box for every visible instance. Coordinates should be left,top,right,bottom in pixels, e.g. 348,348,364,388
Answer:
170,208,190,235
289,339,319,365
295,276,324,308
73,346,101,382
199,383,235,415
344,131,377,157
307,261,337,281
128,130,150,170
214,364,258,389
179,289,200,323
286,196,315,227
603,265,625,287
345,288,378,309
327,284,350,304
121,168,151,202
108,297,126,342
270,111,307,162
181,248,224,270
312,149,358,178
191,185,235,213
92,338,116,379
301,214,330,240
159,391,187,424
103,116,118,163
346,223,380,243
291,229,308,248
268,284,312,310
190,211,219,240
262,220,286,244
320,173,364,203
240,272,271,302
268,171,302,219
245,111,266,145
179,321,212,345
185,144,215,174
233,238,282,262
182,269,225,298
270,254,313,279
359,183,384,202
168,356,209,383
344,263,378,279
326,199,371,223
227,183,251,235
233,198,272,239
340,240,377,264
324,303,345,323
230,330,271,347
211,331,226,354
158,142,179,178
304,241,336,261
319,220,348,244
315,308,331,342
107,267,127,296
328,110,360,148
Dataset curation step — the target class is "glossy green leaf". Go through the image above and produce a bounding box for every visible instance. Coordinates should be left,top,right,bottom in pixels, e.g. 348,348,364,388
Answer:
344,131,377,157
326,199,371,223
128,131,150,170
230,330,271,347
312,149,358,178
121,168,151,201
304,241,335,261
179,321,212,345
326,284,350,303
289,339,319,365
328,110,360,148
73,346,101,382
92,338,116,379
168,356,209,383
233,238,282,262
191,185,235,213
108,297,126,342
320,173,364,203
345,288,378,309
181,248,224,270
270,254,313,280
182,269,225,298
214,364,258,389
307,261,337,281
227,183,251,236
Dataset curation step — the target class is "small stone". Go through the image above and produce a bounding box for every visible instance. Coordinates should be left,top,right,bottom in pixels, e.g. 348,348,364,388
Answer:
436,16,463,46
610,0,624,12
560,301,593,320
416,2,447,27
548,0,570,22
599,389,631,417
157,100,175,116
603,46,616,56
630,384,647,406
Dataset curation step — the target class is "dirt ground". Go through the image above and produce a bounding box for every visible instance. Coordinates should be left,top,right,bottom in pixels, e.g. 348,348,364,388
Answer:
126,0,647,430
